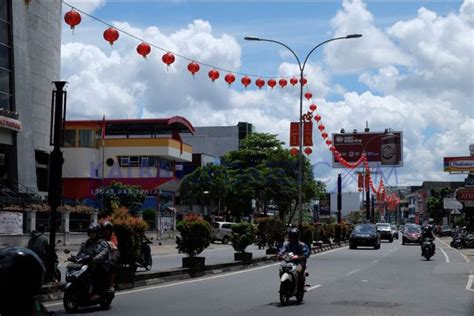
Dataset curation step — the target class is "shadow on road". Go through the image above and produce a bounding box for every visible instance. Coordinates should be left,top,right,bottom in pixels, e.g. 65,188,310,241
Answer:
267,300,305,308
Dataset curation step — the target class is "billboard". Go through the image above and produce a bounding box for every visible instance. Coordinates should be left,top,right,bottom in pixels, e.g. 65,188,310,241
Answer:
332,131,403,168
443,156,474,173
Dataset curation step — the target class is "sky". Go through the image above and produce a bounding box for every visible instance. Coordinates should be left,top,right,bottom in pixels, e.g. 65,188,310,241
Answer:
60,0,474,192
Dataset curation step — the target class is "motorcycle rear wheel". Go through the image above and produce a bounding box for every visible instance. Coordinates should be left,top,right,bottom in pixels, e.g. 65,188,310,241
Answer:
63,289,79,314
279,282,290,306
100,297,113,310
296,290,304,303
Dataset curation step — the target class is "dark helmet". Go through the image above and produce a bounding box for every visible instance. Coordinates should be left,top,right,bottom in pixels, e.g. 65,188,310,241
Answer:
101,221,113,231
288,228,300,242
0,247,45,313
87,223,101,235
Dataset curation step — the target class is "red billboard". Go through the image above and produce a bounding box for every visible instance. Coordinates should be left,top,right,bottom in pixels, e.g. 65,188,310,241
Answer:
443,156,474,173
331,131,403,168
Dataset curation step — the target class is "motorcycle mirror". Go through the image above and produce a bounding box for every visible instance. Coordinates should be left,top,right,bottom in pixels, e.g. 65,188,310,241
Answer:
64,249,70,254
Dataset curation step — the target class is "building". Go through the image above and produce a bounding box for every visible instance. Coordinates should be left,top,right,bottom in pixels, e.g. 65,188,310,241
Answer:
62,117,194,211
180,122,254,159
0,1,61,198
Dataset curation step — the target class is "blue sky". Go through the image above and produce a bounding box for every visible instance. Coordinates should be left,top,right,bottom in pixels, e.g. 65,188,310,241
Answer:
62,0,473,188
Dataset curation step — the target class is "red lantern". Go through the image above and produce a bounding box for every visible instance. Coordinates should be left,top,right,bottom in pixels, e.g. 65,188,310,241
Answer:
267,79,277,89
321,132,328,139
318,124,325,131
64,10,81,30
208,69,220,82
290,77,298,86
256,78,265,89
136,42,151,58
279,78,288,88
304,147,312,155
304,92,313,100
103,27,119,45
300,78,307,85
314,115,321,122
325,139,332,146
162,52,175,67
330,146,336,152
241,76,251,88
290,147,298,156
187,62,200,76
309,104,317,111
334,151,340,156
224,73,236,86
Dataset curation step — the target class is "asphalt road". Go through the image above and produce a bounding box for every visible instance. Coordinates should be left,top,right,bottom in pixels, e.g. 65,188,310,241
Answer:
47,238,474,316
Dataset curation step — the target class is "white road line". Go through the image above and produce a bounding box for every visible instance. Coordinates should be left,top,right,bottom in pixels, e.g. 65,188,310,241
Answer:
307,284,322,291
345,268,360,276
466,274,474,292
437,237,470,263
46,246,348,307
439,247,450,263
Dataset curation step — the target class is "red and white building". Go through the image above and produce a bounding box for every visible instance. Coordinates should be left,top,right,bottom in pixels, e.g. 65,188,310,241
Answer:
61,117,194,209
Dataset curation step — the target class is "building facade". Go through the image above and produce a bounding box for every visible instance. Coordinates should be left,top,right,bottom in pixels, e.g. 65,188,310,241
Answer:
0,0,61,196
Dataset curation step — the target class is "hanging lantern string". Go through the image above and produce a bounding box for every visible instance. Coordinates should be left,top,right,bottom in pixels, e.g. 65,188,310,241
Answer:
62,1,303,80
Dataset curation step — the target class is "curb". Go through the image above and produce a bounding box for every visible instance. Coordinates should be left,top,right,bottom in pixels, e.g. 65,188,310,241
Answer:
38,242,348,303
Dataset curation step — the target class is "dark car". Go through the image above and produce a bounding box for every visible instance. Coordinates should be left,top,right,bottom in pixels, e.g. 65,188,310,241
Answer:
402,225,422,245
349,224,381,250
376,223,394,242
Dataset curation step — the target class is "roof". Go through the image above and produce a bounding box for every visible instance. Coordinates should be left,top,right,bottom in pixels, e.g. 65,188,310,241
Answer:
66,116,195,135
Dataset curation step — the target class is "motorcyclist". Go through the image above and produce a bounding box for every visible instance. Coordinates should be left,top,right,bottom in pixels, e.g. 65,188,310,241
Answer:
0,247,54,315
76,223,110,300
278,228,310,292
420,224,435,255
101,221,119,292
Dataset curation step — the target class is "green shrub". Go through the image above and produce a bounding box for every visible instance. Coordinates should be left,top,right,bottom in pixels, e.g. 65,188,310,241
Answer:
454,216,466,228
314,224,326,242
334,224,342,242
300,223,315,248
256,218,269,246
176,214,212,257
267,218,286,249
231,222,256,253
142,208,156,222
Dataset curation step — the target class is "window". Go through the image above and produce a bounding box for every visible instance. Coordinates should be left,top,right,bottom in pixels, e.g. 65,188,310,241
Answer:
129,156,139,167
140,156,148,167
63,129,76,147
118,156,129,167
0,1,12,112
78,129,93,147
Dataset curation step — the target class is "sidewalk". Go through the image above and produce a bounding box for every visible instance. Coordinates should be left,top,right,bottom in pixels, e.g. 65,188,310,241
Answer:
439,236,473,262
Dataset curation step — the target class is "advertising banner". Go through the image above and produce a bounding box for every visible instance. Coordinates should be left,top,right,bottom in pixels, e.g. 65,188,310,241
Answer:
331,131,403,168
290,122,299,147
303,122,313,146
0,211,23,235
443,156,474,173
443,198,463,210
457,188,474,207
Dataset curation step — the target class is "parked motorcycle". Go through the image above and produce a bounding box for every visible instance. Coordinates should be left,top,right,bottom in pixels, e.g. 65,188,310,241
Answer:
136,239,153,271
278,252,305,306
421,238,435,261
63,255,115,313
451,230,463,249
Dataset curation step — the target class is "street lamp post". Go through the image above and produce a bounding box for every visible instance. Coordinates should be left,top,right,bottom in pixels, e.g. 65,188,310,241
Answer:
244,34,362,227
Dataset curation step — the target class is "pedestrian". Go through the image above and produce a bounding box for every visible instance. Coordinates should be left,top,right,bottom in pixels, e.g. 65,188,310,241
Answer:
27,224,49,262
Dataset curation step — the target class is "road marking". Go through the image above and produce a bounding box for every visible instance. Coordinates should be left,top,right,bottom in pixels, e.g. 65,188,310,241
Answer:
437,237,470,263
466,274,474,292
361,280,368,283
371,259,379,263
439,247,450,263
311,246,348,258
345,268,360,276
307,284,322,291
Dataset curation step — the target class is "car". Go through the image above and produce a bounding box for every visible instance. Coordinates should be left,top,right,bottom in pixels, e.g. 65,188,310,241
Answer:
211,221,236,244
349,224,381,250
438,224,452,237
376,223,394,242
391,224,399,239
402,225,422,245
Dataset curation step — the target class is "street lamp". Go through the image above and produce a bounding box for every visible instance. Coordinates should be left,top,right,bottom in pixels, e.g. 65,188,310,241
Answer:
244,34,362,227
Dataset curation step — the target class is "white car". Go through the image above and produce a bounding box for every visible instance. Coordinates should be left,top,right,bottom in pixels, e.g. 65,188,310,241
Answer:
211,222,236,244
376,223,394,242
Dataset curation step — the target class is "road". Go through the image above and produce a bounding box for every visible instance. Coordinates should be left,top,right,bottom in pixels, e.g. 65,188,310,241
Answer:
47,238,474,315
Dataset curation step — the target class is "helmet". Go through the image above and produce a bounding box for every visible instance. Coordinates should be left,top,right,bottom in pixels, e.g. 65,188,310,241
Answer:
0,247,45,314
87,223,101,235
101,221,113,231
288,228,300,243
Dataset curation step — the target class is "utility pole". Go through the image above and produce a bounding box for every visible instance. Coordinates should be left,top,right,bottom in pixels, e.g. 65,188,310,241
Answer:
337,174,342,224
47,81,67,282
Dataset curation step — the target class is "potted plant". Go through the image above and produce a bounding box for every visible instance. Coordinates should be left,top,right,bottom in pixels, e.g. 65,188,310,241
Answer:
265,218,286,255
300,223,315,249
231,222,256,261
176,214,212,271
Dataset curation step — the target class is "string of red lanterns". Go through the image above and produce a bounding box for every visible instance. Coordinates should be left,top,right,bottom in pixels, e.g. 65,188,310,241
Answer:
62,2,309,84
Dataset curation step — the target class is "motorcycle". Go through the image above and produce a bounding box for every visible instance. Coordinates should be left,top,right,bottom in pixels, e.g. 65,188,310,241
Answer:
278,252,305,306
63,255,115,313
136,239,153,271
421,238,435,261
451,231,463,249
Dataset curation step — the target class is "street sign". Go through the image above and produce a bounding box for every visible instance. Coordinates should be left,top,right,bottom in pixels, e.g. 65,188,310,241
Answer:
443,156,474,173
443,198,463,210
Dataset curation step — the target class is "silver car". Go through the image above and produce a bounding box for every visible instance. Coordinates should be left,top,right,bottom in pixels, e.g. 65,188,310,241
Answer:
211,222,236,244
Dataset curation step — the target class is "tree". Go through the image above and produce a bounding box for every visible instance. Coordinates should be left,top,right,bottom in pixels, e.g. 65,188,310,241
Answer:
96,181,146,215
427,187,452,224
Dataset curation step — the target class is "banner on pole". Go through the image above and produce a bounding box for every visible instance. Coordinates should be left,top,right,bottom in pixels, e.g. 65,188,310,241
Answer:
303,122,313,146
290,122,300,147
